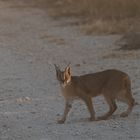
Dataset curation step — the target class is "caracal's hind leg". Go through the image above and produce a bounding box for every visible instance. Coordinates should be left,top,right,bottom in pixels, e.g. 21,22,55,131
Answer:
82,96,95,121
120,93,135,117
97,96,117,120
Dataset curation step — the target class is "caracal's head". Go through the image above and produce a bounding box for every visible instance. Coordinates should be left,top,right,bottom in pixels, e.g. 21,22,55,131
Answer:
54,64,71,88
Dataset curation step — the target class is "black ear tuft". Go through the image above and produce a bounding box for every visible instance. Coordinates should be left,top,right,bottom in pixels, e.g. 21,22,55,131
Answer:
54,64,59,71
54,64,60,72
54,64,62,81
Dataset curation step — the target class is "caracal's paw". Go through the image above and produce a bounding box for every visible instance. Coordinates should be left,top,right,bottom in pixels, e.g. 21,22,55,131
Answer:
96,116,108,121
120,112,128,118
57,119,65,124
89,117,95,121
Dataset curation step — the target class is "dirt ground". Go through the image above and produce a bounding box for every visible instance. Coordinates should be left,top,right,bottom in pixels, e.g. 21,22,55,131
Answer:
0,1,140,140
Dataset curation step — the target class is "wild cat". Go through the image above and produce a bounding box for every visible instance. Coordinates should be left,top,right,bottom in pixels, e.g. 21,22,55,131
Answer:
54,64,136,124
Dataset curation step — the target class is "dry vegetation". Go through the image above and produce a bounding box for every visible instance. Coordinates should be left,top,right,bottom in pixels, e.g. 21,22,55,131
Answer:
47,0,140,18
42,0,140,50
42,0,140,34
118,32,140,50
10,0,140,49
12,0,140,34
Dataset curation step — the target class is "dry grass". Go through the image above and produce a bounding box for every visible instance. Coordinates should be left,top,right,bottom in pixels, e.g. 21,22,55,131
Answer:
81,19,132,35
7,0,140,34
117,32,140,50
46,0,140,19
103,49,140,59
44,0,140,34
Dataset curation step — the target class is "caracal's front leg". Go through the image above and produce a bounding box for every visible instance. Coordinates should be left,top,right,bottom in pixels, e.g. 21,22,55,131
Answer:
57,99,73,124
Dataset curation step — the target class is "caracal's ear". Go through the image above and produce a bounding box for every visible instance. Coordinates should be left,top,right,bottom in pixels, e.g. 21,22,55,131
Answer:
54,64,60,72
64,65,71,83
54,64,61,80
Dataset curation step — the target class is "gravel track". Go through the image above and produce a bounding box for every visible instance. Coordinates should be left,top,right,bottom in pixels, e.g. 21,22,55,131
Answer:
0,1,140,140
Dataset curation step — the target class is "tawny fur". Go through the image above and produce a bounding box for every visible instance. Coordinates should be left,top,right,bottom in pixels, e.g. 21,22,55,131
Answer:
54,65,135,124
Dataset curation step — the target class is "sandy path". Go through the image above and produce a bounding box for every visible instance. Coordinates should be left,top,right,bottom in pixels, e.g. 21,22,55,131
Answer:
0,1,140,140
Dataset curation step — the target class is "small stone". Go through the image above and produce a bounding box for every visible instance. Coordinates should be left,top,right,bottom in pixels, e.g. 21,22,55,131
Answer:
30,111,36,114
28,126,32,129
3,124,7,128
56,113,60,116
